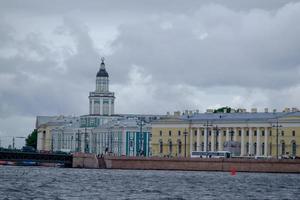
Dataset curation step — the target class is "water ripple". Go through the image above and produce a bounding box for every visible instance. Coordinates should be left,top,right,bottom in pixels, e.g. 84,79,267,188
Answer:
0,166,299,199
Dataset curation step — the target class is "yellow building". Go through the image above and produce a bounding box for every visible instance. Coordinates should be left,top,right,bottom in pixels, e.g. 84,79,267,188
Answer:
36,116,78,151
151,111,300,158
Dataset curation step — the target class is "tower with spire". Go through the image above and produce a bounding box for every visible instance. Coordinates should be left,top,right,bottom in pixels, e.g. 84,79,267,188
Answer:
89,58,115,116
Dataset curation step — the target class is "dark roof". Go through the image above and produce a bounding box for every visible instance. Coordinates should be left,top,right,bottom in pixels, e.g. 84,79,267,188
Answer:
96,61,109,77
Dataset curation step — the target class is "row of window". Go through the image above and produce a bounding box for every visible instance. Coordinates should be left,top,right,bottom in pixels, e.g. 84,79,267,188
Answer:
158,140,297,156
159,130,297,137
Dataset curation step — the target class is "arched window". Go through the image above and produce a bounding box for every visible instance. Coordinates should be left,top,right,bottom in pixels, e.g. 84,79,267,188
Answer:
178,140,182,155
159,140,163,154
254,142,257,155
281,140,285,155
168,140,172,154
262,142,265,155
291,141,296,156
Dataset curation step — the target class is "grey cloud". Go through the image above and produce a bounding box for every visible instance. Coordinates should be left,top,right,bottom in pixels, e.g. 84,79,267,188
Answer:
109,2,300,89
0,0,300,143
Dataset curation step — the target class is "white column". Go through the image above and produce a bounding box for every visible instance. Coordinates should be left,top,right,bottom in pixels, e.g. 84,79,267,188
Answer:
204,128,208,151
81,133,85,153
249,128,253,155
211,129,215,151
108,100,111,116
190,129,193,154
73,132,76,152
90,132,93,153
264,128,268,156
100,98,103,115
196,128,200,151
122,128,127,156
256,128,261,156
91,99,95,115
218,128,223,151
100,132,103,154
241,128,245,156
226,128,230,141
233,128,237,141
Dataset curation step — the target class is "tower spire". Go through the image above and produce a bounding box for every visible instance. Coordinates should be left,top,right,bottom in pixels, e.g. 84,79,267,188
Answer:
97,57,108,77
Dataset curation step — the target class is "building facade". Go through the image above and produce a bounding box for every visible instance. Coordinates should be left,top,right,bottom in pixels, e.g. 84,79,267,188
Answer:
52,118,151,157
151,111,300,158
36,116,79,151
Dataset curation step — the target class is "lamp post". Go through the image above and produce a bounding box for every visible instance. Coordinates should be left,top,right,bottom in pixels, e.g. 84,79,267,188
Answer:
137,119,145,156
184,128,188,157
213,126,221,151
12,136,26,149
203,121,213,152
272,118,282,159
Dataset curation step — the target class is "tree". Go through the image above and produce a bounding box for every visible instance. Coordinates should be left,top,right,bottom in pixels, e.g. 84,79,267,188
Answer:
214,106,232,113
26,129,37,149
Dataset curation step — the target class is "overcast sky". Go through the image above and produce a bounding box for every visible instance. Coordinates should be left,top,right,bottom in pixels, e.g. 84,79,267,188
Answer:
1,0,300,147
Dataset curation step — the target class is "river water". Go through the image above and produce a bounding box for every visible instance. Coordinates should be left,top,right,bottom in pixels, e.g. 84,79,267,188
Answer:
0,166,299,200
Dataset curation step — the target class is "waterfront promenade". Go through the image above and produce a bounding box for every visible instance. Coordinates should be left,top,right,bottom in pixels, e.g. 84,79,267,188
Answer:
73,153,300,173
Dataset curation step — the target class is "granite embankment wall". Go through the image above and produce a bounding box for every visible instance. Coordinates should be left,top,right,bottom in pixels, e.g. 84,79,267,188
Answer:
72,153,106,169
73,154,300,173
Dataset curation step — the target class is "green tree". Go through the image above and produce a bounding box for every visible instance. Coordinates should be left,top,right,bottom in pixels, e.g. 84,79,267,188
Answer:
26,129,37,149
214,106,232,113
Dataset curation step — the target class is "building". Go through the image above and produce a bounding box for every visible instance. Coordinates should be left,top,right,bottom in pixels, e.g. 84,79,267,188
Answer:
38,58,162,156
52,118,151,156
36,115,79,151
151,110,300,158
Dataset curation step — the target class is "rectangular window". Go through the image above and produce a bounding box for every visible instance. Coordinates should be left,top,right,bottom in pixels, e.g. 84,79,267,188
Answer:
202,131,204,136
269,130,272,136
194,130,197,136
178,130,181,136
169,130,172,136
254,130,257,136
292,130,296,137
281,131,284,136
262,130,265,136
239,130,241,136
246,130,249,136
159,130,162,136
209,131,211,136
223,131,226,136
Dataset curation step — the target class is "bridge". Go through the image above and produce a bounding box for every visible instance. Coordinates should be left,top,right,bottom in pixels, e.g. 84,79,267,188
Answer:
0,151,73,167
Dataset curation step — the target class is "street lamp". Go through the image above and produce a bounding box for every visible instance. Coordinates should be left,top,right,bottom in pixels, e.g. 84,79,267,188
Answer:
203,121,213,152
272,118,282,159
12,136,26,149
213,125,221,151
184,128,188,157
137,119,146,156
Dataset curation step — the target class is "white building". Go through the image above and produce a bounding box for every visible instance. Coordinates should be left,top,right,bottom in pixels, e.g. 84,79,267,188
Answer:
89,57,115,116
38,58,163,156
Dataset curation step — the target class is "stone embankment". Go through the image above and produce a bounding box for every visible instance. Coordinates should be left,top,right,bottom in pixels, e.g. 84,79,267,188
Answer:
73,154,300,173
